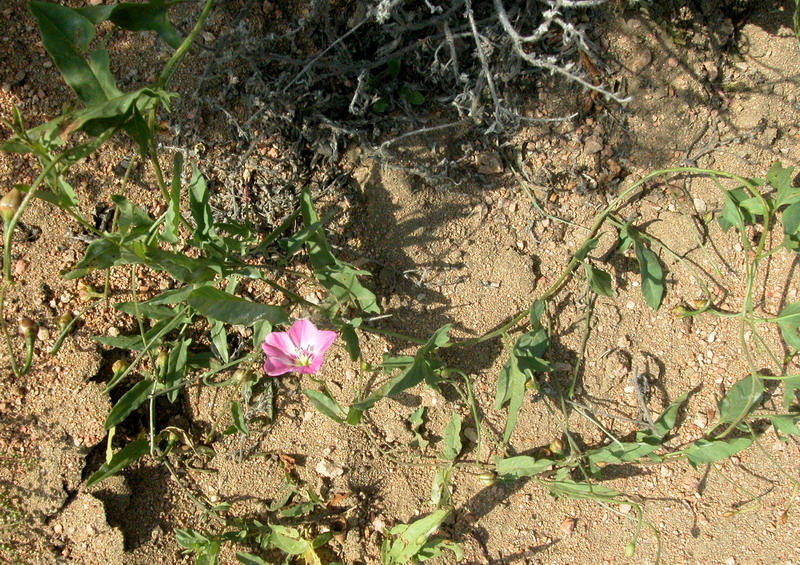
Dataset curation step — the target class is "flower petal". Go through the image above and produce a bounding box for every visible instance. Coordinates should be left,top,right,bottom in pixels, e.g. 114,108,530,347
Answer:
264,358,295,376
304,353,326,374
311,330,337,354
286,319,319,349
263,330,294,353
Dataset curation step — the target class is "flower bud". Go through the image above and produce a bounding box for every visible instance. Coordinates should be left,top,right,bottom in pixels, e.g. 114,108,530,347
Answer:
58,312,73,331
112,359,130,375
18,317,37,339
549,438,565,456
624,542,636,557
156,347,169,370
0,188,23,224
77,280,100,302
478,471,497,487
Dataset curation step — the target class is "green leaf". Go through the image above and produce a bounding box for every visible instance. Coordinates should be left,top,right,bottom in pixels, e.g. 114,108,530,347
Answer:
63,236,122,279
188,286,288,327
408,407,429,449
574,237,600,262
388,58,401,79
430,466,452,507
112,195,155,240
209,319,229,363
176,528,209,549
718,375,764,425
783,201,800,237
86,438,149,487
30,2,119,105
588,437,661,469
105,379,153,429
231,401,249,435
350,325,451,414
164,338,190,402
303,389,346,423
162,152,183,244
399,85,425,105
142,285,196,305
119,243,217,283
768,162,800,208
769,414,800,438
782,375,800,411
113,301,176,321
583,263,613,296
252,319,272,350
65,87,164,138
545,480,622,501
718,187,753,232
417,539,463,562
775,302,800,350
652,391,689,439
95,309,190,351
633,239,664,310
684,437,752,466
495,328,550,443
188,165,217,245
270,526,309,555
442,413,462,461
529,299,546,330
108,0,182,49
299,189,379,314
236,552,271,565
494,455,554,480
383,510,449,564
372,97,390,113
341,323,361,361
197,542,221,565
738,196,766,216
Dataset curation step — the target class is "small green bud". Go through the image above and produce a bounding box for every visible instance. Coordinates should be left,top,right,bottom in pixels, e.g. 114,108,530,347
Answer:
624,542,636,557
58,312,73,332
0,188,23,224
360,361,371,372
18,317,37,340
112,359,129,375
156,348,169,369
77,280,101,302
670,304,690,317
549,438,565,456
478,471,497,487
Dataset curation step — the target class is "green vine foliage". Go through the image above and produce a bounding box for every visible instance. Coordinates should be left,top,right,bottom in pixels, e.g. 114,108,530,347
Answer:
2,2,800,564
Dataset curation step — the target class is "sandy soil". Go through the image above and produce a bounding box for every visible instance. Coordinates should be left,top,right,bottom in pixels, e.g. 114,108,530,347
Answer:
1,1,800,564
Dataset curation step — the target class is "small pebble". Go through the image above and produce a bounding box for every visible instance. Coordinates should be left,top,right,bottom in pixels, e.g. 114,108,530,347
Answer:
12,260,27,276
561,517,576,536
625,301,636,310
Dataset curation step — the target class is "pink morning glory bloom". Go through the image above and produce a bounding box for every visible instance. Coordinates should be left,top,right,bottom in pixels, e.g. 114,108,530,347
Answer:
262,319,337,376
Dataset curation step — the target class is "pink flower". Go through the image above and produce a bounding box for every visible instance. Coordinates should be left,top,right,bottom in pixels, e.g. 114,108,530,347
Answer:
262,319,337,376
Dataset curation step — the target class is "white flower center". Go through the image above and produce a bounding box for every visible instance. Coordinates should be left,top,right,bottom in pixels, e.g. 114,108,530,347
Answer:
294,346,314,366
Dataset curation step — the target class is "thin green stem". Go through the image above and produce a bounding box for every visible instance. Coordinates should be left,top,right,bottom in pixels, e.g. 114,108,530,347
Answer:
157,0,215,89
103,306,188,393
49,301,98,355
0,283,20,377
